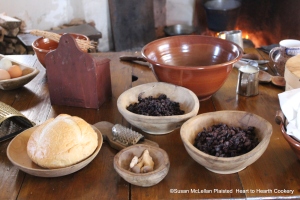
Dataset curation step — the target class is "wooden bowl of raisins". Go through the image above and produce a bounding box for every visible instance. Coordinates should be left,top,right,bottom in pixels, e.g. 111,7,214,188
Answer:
117,82,200,135
180,111,272,174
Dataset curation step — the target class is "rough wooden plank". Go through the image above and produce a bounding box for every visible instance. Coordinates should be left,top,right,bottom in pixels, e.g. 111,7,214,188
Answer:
153,0,166,38
3,55,51,125
0,139,25,200
18,142,128,200
0,55,49,200
109,0,156,51
2,27,19,37
153,0,166,28
51,24,102,42
212,48,300,198
16,53,131,200
0,14,21,30
2,51,300,199
121,52,245,199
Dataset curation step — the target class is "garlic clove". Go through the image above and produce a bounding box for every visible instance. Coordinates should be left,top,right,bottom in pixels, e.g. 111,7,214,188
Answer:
129,156,139,168
141,165,154,173
131,161,143,173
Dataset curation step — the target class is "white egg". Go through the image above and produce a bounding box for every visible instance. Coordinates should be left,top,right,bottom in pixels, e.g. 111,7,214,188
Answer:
0,58,13,70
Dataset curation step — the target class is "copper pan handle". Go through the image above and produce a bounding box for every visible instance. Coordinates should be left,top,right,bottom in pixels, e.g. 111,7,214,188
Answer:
119,55,154,71
275,110,285,125
119,56,147,62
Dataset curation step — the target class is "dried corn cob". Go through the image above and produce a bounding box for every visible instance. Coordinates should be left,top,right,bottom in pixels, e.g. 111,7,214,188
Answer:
30,29,95,51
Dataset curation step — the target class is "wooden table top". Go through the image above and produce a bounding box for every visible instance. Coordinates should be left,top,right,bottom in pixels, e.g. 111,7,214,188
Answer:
0,48,299,200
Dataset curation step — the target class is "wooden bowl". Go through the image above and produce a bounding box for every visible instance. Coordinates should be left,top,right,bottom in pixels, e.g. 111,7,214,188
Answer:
0,55,39,90
6,125,103,177
114,144,170,187
141,35,243,101
117,82,200,134
32,33,89,68
180,111,272,174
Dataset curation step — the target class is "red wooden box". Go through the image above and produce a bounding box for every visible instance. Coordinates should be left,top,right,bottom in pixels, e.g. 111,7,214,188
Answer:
45,34,112,109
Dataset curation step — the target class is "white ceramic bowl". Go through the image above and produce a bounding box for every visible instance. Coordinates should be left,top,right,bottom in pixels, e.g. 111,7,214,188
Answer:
117,82,200,134
180,111,272,174
114,144,170,187
0,55,39,90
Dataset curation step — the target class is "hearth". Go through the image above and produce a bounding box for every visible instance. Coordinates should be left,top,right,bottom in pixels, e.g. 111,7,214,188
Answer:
196,0,300,48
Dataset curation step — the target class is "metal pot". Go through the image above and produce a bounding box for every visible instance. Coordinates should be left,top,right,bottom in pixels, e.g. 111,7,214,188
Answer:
164,24,195,36
203,0,241,32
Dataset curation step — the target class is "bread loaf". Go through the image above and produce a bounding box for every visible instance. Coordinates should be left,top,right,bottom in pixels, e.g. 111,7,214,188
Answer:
27,114,98,169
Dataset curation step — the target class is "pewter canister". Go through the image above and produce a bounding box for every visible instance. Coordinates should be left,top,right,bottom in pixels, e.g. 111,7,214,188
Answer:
236,64,259,96
218,30,243,50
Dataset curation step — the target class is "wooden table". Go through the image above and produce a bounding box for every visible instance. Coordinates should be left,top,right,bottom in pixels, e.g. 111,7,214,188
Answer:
1,48,299,200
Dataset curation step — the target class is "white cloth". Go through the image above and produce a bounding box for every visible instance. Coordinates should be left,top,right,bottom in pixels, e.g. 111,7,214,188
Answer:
278,88,300,140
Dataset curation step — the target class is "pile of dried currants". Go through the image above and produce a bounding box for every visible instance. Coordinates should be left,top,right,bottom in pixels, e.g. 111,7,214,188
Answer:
126,93,185,116
194,123,259,157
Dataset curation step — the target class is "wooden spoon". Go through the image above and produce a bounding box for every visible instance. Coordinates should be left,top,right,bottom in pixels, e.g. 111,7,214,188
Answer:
259,70,286,87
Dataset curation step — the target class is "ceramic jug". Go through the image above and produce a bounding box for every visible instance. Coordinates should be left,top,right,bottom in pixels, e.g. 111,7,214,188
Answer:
269,39,300,76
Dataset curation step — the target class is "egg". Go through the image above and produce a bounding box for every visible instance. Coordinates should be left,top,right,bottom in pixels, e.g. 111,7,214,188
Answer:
7,65,22,78
0,69,11,80
0,58,13,70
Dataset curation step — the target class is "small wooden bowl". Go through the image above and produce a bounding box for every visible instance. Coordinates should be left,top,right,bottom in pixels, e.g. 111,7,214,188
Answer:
0,55,39,90
180,111,272,174
114,144,170,187
117,82,200,135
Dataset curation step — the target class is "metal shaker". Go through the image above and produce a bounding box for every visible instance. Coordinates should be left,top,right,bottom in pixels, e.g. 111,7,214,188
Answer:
236,62,259,96
218,30,244,50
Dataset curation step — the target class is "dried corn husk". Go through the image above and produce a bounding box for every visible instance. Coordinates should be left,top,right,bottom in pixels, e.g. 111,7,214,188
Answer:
30,29,95,51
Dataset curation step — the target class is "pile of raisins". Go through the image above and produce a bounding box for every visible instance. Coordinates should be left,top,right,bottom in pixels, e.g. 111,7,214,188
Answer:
126,93,185,116
194,123,259,157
